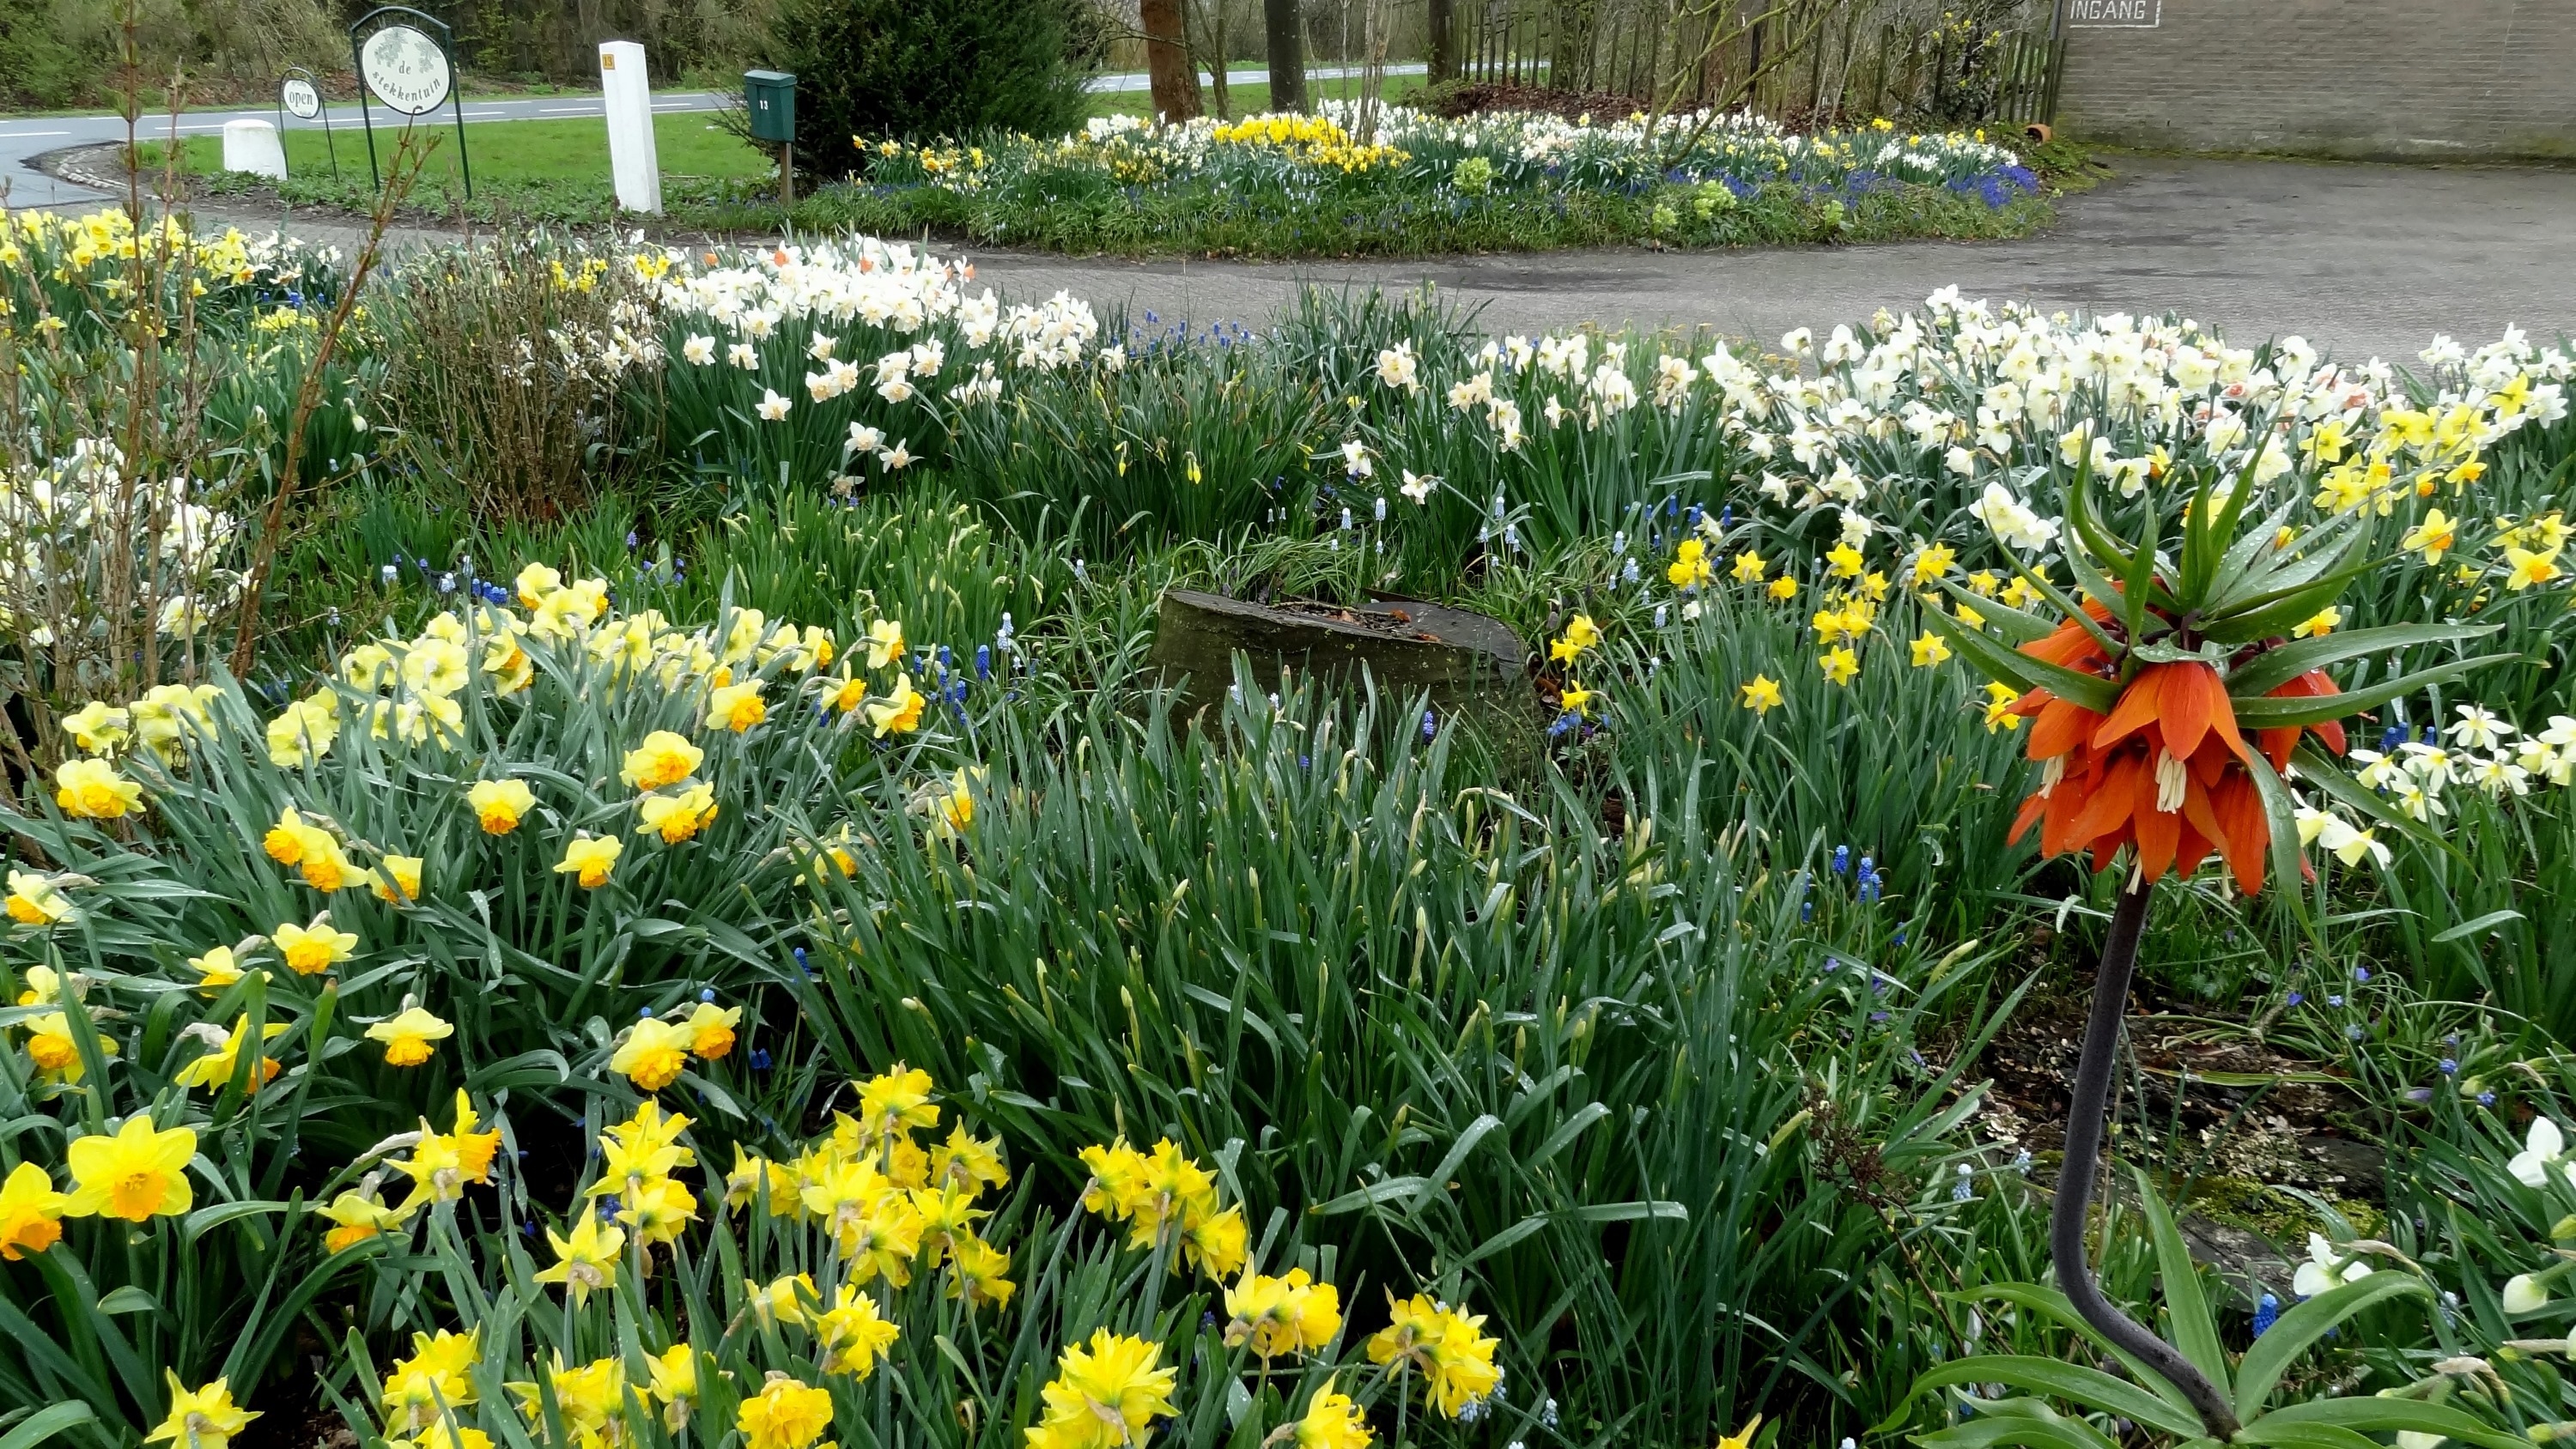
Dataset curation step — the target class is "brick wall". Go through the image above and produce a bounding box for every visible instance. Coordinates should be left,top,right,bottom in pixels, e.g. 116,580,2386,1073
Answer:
2056,0,2576,161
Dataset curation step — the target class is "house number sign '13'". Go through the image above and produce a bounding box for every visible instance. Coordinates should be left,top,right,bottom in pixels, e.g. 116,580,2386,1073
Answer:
359,25,453,114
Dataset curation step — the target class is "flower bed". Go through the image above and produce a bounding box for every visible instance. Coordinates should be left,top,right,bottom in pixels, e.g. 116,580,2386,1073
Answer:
7,215,2576,1449
813,104,2055,256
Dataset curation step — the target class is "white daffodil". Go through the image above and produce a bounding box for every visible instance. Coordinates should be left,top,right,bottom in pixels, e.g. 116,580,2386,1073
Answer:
2292,1234,2374,1299
2508,1117,2571,1188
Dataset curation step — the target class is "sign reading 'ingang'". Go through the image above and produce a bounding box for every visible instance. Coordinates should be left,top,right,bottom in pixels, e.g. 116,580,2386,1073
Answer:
2066,0,2160,25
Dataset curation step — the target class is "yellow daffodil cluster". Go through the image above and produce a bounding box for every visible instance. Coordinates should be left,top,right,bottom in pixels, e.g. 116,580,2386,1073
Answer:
1076,1136,1249,1280
1363,1293,1504,1418
1028,1331,1180,1449
726,1065,1018,1312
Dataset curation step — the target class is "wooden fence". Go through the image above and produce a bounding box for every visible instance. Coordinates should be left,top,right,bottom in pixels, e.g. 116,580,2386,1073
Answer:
1451,0,2065,127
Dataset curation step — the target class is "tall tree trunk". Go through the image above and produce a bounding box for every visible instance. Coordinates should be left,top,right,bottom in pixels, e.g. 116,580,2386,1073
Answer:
1264,0,1307,109
1425,0,1455,82
1142,0,1204,120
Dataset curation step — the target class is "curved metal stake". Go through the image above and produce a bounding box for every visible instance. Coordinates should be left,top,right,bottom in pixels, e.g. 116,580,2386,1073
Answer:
2050,868,2241,1440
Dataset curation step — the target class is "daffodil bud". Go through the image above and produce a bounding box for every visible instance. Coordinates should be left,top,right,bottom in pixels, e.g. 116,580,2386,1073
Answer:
2505,1273,2551,1313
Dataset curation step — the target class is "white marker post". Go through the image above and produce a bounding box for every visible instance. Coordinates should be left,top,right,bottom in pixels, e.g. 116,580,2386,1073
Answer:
222,118,289,179
598,40,661,214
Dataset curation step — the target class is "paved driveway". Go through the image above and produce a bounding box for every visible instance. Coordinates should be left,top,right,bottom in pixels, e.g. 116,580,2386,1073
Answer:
971,155,2576,362
15,143,2572,361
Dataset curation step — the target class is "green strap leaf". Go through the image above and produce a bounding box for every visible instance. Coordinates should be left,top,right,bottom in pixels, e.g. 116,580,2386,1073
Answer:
2225,622,2500,698
2134,1171,2232,1399
1920,607,2122,714
1953,1284,2198,1421
2259,1396,2534,1449
2231,658,2506,728
2239,749,2306,916
2232,1422,2393,1449
2233,1272,2431,1417
1913,1397,2123,1449
0,1404,99,1449
1909,1356,2202,1440
1932,579,2057,645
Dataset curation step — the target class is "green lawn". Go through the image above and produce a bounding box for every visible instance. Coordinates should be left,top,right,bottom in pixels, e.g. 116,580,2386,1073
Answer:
170,109,771,188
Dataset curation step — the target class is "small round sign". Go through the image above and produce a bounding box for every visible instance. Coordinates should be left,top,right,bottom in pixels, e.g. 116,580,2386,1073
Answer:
281,76,322,120
359,25,452,116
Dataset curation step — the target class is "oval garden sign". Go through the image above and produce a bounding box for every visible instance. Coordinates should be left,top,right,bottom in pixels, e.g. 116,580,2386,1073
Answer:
281,75,322,119
359,24,453,114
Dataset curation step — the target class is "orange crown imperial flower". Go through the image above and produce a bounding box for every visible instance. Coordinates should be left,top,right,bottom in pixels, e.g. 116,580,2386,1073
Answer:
1924,454,2506,897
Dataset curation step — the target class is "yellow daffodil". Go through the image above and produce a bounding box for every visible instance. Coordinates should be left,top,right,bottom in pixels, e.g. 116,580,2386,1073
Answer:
317,1187,416,1252
645,1343,699,1430
532,1213,625,1305
2505,545,2561,590
2293,606,2342,638
1731,549,1767,583
273,912,357,974
620,731,703,790
637,784,720,844
1558,683,1595,718
1766,574,1799,602
54,756,143,818
1910,631,1951,666
1224,1267,1343,1358
1981,681,2024,732
65,1114,197,1222
866,674,926,736
1820,646,1860,687
949,1232,1016,1309
1548,614,1600,664
1366,1294,1503,1418
61,700,131,755
5,870,75,926
738,1375,834,1449
1666,538,1714,591
370,854,424,904
1028,1331,1177,1449
1740,675,1783,713
708,681,768,732
610,1017,690,1091
683,1002,743,1060
1910,543,1955,585
368,1007,454,1066
1716,1415,1764,1449
556,834,623,888
467,779,536,834
172,1015,290,1093
1293,1377,1372,1449
382,1327,480,1430
0,1161,70,1260
145,1373,257,1449
866,618,908,669
1825,543,1864,579
815,1283,902,1377
186,943,254,993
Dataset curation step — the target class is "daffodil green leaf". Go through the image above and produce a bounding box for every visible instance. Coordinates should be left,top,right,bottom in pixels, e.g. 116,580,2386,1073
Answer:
0,1403,98,1449
2227,622,2499,696
2233,1421,2397,1449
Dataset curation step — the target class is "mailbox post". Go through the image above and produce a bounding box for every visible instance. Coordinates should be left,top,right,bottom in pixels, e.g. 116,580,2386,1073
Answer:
745,70,796,204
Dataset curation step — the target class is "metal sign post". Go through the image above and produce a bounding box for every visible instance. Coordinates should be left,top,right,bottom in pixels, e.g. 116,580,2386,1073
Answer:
278,65,339,179
348,6,470,197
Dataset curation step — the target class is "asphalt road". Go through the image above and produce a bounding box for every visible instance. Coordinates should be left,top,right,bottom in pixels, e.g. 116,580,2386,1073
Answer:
967,155,2576,364
0,64,1424,209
